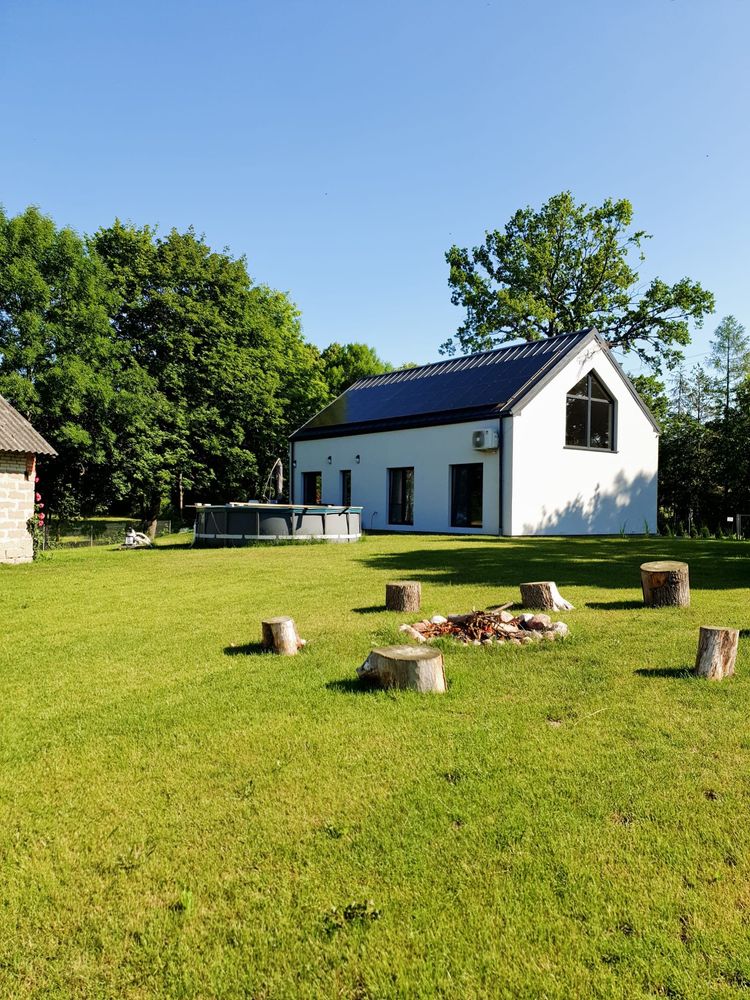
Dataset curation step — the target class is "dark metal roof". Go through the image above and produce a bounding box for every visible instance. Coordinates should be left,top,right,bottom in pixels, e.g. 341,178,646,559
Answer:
292,329,596,440
0,395,57,455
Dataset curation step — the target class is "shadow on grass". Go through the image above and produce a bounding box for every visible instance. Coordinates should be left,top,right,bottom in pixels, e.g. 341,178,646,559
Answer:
360,537,750,591
224,643,267,656
740,630,750,640
325,678,379,695
635,666,694,679
586,600,644,611
352,605,386,615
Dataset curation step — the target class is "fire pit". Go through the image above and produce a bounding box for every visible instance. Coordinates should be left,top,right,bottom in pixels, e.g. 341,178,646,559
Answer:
399,608,569,646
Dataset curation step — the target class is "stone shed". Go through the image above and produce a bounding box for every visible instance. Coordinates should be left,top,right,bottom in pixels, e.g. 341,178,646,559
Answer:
0,395,57,564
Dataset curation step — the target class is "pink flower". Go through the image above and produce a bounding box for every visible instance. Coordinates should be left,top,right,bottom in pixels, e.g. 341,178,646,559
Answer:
38,512,45,523
35,476,39,484
38,502,44,509
35,493,41,501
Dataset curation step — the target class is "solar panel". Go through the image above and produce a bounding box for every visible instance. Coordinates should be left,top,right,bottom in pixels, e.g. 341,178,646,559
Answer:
293,330,595,438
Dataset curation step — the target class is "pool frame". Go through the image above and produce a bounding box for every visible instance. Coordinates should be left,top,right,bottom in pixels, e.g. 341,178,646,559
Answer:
193,503,363,545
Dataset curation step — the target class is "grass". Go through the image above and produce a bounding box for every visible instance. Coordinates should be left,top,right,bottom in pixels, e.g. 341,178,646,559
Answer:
1,533,749,999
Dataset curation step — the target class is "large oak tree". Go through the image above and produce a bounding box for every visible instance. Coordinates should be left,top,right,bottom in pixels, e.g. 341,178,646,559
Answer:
442,192,714,371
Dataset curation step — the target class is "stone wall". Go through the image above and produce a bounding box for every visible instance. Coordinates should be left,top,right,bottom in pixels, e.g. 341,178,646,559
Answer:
0,452,35,564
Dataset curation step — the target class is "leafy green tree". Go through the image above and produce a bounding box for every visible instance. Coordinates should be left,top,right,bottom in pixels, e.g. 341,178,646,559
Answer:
442,192,714,371
668,364,691,417
0,208,330,527
105,364,181,527
90,221,328,525
659,414,717,530
684,365,717,424
320,342,393,397
629,375,668,424
705,316,750,517
0,205,122,515
659,347,750,530
708,315,749,420
730,376,750,520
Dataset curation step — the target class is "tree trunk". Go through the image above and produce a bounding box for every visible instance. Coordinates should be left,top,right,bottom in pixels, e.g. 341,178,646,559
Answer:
261,616,301,655
385,581,422,612
694,626,739,680
640,561,690,607
141,494,160,540
357,645,446,693
519,581,574,611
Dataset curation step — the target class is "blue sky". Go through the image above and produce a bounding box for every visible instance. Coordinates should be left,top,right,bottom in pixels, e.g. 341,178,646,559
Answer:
1,0,748,374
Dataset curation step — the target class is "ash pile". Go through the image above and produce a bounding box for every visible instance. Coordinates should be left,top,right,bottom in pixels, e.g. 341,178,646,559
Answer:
399,609,569,646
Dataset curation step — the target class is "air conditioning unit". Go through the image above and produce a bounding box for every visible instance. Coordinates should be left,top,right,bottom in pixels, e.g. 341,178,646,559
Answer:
472,428,499,451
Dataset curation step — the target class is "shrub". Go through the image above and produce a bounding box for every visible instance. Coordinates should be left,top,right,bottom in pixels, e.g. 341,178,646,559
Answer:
26,479,50,559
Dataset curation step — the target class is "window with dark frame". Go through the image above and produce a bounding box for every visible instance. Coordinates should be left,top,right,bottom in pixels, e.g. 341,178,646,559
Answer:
451,463,483,527
302,471,322,504
565,373,614,450
388,467,414,525
340,469,351,506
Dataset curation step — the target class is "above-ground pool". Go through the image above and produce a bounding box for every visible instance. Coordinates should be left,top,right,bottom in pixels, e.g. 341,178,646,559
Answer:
193,503,362,545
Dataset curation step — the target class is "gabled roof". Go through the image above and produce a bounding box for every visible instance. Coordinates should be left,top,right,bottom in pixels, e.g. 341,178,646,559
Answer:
0,396,57,456
292,329,599,441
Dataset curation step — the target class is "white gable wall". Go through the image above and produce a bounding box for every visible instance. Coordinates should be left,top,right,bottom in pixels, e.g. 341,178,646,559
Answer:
507,339,658,535
293,420,501,534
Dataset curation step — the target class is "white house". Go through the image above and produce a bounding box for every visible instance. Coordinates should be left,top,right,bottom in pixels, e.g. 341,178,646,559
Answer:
290,329,659,536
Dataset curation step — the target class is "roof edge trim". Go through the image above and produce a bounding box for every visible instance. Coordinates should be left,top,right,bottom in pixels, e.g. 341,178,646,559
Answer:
291,406,508,441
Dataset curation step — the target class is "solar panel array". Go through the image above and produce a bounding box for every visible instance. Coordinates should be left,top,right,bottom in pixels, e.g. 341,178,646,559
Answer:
294,329,594,437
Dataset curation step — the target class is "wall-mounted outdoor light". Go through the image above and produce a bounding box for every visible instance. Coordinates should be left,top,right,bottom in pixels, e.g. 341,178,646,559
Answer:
327,456,332,464
293,459,297,469
355,454,361,464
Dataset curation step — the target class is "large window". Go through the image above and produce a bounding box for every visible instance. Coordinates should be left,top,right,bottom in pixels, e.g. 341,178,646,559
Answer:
451,464,483,527
340,470,351,506
565,373,614,450
302,471,321,504
388,467,414,525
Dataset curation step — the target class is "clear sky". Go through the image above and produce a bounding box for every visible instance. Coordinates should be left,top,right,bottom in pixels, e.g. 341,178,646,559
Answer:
1,0,748,373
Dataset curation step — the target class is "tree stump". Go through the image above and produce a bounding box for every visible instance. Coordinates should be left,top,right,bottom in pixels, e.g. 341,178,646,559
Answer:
261,616,302,655
519,581,574,611
694,626,739,680
385,581,421,612
357,645,446,693
640,561,690,608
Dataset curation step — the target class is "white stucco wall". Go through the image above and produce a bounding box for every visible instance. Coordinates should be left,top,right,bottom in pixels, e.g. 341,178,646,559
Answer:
293,421,501,534
507,340,659,535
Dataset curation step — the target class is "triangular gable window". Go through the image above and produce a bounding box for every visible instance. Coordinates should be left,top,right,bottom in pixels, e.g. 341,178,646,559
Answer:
565,372,614,450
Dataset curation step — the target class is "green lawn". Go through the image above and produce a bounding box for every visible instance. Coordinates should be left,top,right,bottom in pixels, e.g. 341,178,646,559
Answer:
1,534,749,999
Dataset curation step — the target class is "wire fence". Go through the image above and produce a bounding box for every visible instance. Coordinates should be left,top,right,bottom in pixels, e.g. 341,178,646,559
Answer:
45,519,177,549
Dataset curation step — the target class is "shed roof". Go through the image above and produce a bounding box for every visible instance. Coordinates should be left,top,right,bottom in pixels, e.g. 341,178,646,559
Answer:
292,329,598,440
0,395,57,456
